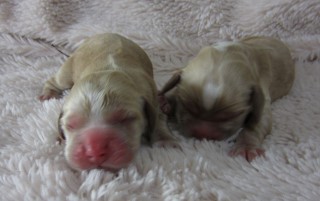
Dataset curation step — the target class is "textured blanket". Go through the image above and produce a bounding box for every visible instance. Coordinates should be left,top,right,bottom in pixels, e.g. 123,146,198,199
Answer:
1,0,320,200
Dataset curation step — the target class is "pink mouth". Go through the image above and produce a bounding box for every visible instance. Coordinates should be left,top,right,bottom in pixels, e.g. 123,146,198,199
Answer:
188,121,225,141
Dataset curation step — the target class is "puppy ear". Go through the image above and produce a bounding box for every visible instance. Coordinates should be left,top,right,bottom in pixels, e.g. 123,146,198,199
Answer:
244,86,265,129
57,112,65,144
158,70,181,115
158,70,182,95
142,98,157,145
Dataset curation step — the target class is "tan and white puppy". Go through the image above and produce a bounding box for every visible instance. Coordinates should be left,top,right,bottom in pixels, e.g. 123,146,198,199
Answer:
39,33,176,171
159,36,295,162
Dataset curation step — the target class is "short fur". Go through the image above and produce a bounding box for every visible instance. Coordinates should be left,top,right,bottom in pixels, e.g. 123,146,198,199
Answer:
159,36,295,161
40,33,176,170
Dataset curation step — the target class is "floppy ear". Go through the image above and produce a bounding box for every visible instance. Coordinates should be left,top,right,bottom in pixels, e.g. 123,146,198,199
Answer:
57,112,65,144
158,70,182,95
142,98,157,145
244,85,265,129
158,70,182,115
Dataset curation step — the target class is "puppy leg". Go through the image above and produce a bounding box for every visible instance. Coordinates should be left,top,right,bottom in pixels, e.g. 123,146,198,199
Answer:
39,58,74,101
229,103,272,162
153,112,180,149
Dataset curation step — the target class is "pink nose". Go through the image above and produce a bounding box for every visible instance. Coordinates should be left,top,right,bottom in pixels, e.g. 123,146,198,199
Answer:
72,128,133,170
189,122,224,140
83,132,111,164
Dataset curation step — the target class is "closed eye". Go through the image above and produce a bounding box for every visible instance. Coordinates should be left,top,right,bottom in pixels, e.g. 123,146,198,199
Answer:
106,110,137,126
65,114,87,131
200,105,248,122
66,123,76,131
203,101,250,122
109,116,137,125
209,110,245,122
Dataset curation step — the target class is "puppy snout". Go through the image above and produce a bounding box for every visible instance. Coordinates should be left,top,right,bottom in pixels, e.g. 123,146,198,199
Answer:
72,128,133,170
82,132,111,164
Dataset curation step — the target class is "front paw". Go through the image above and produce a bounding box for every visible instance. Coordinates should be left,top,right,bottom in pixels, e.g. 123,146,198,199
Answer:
157,94,172,115
229,145,265,162
153,139,181,150
39,89,61,101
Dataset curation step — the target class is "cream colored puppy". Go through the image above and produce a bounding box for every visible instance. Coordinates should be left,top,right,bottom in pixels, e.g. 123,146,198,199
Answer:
159,36,295,162
39,33,176,171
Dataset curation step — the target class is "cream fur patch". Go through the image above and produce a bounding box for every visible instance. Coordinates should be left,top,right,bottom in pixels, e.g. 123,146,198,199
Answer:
214,41,240,52
202,82,221,110
108,54,117,68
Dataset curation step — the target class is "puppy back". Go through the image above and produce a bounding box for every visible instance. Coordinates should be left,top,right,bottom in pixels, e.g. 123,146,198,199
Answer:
69,33,154,82
241,36,295,100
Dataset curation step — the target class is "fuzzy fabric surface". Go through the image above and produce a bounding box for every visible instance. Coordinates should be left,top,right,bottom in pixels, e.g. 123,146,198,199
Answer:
1,1,320,201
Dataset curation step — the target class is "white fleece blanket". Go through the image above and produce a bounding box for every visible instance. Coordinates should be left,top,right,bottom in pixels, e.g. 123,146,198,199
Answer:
1,1,320,200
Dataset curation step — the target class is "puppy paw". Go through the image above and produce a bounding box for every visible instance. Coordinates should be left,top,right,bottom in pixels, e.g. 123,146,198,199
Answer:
153,140,181,150
157,94,172,115
39,90,61,101
229,145,265,162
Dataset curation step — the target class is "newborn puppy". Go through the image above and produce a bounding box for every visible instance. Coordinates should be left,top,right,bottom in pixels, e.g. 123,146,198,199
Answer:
159,36,295,162
39,33,175,171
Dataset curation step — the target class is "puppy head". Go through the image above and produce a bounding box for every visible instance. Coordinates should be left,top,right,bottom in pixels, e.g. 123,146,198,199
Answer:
178,82,264,140
58,72,156,171
160,47,265,140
